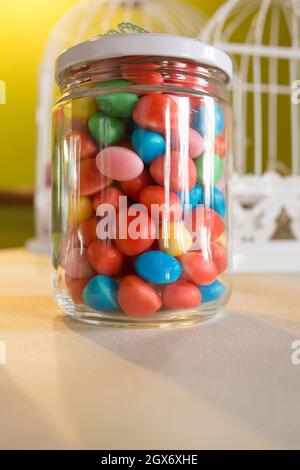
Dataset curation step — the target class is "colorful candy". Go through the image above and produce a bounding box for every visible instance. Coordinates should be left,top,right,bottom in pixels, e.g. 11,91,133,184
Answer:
198,279,226,303
96,146,144,181
180,251,217,285
88,114,125,145
192,103,225,136
195,154,224,186
131,128,166,163
159,221,193,257
57,71,229,319
134,251,182,285
79,158,112,196
117,275,162,317
87,239,124,276
162,280,201,309
139,185,183,221
133,94,178,133
120,169,153,201
97,92,138,118
150,152,197,192
115,208,156,256
83,275,119,311
68,196,93,225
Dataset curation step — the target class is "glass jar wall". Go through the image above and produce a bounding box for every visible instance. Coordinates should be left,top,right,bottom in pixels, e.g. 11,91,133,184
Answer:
52,34,232,327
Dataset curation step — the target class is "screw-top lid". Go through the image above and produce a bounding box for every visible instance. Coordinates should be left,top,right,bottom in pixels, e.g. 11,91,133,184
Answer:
55,33,233,82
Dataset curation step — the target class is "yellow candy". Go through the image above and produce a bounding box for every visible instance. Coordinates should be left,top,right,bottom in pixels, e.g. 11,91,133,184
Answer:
159,222,193,257
68,196,93,225
217,234,226,246
64,97,98,121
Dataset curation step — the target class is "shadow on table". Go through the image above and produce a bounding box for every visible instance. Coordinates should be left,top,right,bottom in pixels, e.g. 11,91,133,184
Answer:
0,370,63,449
53,310,300,449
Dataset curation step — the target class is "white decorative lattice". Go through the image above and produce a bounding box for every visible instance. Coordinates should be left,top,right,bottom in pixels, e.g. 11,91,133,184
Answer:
202,0,300,271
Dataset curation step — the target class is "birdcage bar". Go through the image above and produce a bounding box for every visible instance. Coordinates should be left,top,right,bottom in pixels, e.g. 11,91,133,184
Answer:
268,3,280,171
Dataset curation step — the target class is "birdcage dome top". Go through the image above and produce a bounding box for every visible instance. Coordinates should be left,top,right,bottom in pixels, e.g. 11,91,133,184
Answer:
202,0,300,48
55,32,233,81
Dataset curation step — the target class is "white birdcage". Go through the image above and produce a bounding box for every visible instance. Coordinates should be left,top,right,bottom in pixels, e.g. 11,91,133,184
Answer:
202,0,300,272
29,0,208,252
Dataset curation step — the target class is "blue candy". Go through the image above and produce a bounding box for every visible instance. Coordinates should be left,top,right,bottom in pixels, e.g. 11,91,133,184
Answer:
200,187,226,219
177,183,203,211
83,275,118,311
131,128,166,163
134,251,182,285
198,280,226,303
192,103,225,136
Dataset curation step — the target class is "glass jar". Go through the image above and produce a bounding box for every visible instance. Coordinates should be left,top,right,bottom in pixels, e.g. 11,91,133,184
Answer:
52,33,233,327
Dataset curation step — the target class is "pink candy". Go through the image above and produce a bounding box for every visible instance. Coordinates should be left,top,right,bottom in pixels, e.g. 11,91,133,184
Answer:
96,146,144,181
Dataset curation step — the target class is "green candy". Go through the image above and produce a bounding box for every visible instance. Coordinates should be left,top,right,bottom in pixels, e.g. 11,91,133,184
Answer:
97,92,138,118
96,79,133,88
88,114,125,145
195,154,224,185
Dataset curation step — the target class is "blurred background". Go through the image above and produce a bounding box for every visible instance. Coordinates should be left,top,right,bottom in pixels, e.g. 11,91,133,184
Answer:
0,0,299,271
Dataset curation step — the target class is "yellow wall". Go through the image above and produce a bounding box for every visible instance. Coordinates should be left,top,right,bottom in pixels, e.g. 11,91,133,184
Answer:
0,0,228,190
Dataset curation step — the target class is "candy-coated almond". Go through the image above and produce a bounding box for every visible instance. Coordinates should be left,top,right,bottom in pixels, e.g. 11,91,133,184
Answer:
139,185,183,222
68,196,93,225
117,275,162,317
133,94,178,133
96,146,144,181
77,217,98,247
159,222,193,257
87,239,124,276
115,208,156,256
162,280,201,309
63,247,96,279
65,130,98,160
92,187,124,213
180,251,217,286
120,169,153,201
150,151,197,192
79,158,112,196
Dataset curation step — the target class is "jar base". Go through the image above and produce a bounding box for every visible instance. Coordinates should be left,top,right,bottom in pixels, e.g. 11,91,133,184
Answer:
54,285,227,329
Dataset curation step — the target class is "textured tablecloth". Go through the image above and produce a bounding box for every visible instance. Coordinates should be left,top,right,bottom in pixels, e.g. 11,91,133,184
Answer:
0,248,300,450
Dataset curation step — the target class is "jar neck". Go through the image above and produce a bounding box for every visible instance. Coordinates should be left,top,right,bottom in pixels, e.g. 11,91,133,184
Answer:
57,56,229,101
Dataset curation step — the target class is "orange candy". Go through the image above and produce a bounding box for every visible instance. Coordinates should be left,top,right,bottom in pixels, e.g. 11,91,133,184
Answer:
133,94,178,133
63,247,96,279
162,280,201,309
180,251,218,286
115,208,156,256
120,169,153,201
92,187,124,213
150,152,197,192
214,135,228,158
123,71,164,86
65,130,98,160
79,158,112,196
87,239,124,276
139,185,183,221
117,275,162,317
78,217,98,247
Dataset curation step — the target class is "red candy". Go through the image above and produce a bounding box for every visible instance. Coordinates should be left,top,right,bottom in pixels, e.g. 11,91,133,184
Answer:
210,241,228,274
92,187,124,213
162,280,201,309
117,275,162,317
133,94,178,133
123,71,164,86
63,247,96,279
115,208,156,256
65,274,90,304
187,207,225,241
79,158,112,196
87,239,124,276
180,251,218,286
66,130,98,160
139,185,183,221
150,151,197,192
215,135,228,158
77,217,98,247
120,169,153,201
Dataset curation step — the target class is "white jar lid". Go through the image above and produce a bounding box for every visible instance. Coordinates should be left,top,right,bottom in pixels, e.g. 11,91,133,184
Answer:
55,33,233,82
